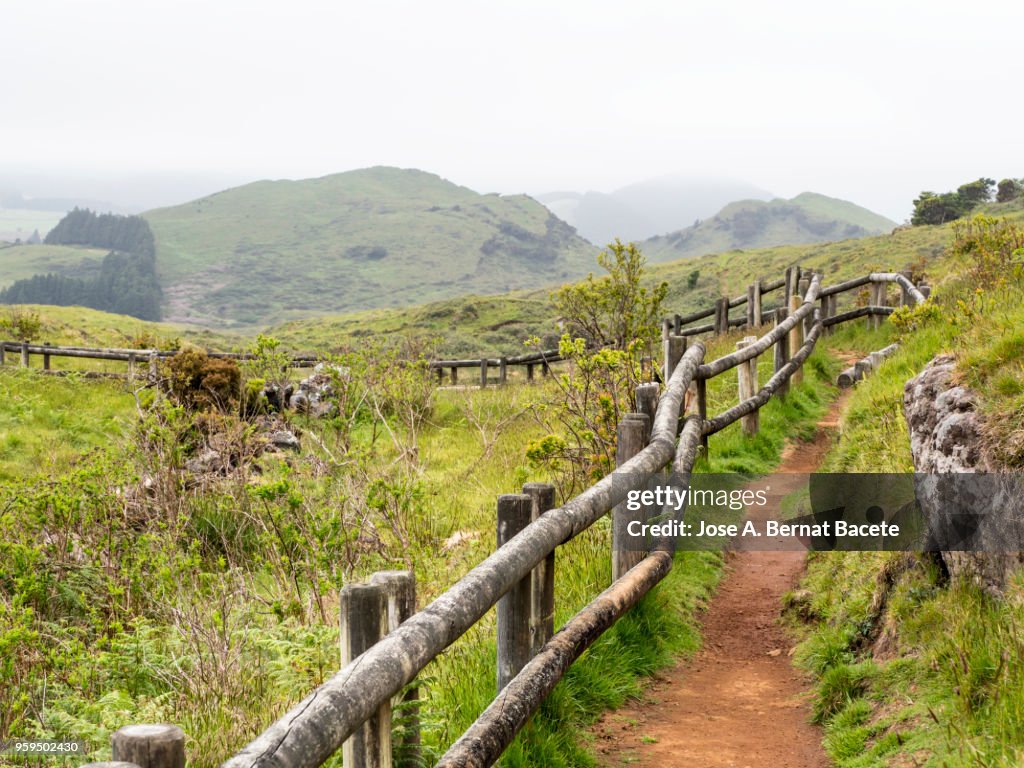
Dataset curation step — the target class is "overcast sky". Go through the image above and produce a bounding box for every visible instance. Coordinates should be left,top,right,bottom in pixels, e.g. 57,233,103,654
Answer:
3,0,1022,220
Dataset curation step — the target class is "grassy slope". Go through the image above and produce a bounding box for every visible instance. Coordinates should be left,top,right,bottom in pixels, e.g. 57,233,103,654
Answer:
791,208,1024,767
0,243,108,288
641,192,898,263
142,167,598,327
0,304,241,351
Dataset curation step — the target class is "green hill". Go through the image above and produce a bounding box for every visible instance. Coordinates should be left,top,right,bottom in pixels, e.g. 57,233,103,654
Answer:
0,243,109,287
642,192,897,262
142,166,598,327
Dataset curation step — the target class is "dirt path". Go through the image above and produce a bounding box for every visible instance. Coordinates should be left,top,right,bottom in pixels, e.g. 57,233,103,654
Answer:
591,397,848,768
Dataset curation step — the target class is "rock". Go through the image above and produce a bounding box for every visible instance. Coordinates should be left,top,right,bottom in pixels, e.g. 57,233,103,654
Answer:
904,355,1024,595
287,367,342,418
185,448,222,474
268,430,300,451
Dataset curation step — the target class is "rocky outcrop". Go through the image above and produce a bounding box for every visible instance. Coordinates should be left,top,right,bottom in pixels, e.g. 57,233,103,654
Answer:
904,355,1024,595
288,363,344,418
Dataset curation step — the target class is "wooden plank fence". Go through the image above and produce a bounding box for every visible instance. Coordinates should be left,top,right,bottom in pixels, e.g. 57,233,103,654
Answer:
68,267,928,768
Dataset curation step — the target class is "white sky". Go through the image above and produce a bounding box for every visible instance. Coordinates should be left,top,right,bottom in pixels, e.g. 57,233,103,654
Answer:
2,0,1022,220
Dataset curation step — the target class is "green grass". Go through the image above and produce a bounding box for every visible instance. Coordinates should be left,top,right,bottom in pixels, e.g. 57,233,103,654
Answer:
791,211,1024,766
0,368,135,481
0,243,110,288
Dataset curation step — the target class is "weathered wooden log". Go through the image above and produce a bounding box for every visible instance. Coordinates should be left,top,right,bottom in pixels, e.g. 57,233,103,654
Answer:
704,319,823,436
111,725,186,768
42,342,51,371
434,550,674,768
497,495,533,691
788,294,803,386
919,283,932,300
340,585,390,765
773,307,790,398
20,341,29,367
737,337,759,436
870,272,926,305
526,363,534,382
0,343,5,365
673,313,683,335
899,270,913,306
714,297,730,335
450,366,459,385
837,366,859,388
522,483,556,654
674,306,714,327
696,273,820,382
635,383,660,444
696,377,709,453
221,343,707,768
784,265,798,306
369,571,419,767
822,305,894,327
498,358,508,385
340,583,390,768
663,334,685,381
612,413,650,580
480,359,488,388
752,279,763,327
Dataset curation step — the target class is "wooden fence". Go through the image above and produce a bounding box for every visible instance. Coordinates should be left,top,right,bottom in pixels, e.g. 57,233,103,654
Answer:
71,267,928,768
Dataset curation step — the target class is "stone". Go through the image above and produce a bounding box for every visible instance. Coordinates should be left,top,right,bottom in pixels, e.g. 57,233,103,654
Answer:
904,355,1024,595
268,430,300,451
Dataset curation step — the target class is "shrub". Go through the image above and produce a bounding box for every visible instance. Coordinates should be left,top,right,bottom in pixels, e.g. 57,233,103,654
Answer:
164,348,242,413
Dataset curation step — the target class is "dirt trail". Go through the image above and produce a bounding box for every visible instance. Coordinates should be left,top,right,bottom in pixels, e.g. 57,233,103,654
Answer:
592,397,848,768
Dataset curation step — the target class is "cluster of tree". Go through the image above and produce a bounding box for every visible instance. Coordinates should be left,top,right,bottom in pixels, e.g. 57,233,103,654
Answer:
911,177,1022,226
45,207,156,258
1,209,162,320
0,250,162,320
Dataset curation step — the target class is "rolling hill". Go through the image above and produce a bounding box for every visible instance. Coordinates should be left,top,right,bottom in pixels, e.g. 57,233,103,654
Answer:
142,167,599,327
642,192,897,262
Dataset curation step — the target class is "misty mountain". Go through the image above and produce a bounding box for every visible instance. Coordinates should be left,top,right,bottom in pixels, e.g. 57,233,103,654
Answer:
537,175,774,244
642,192,897,262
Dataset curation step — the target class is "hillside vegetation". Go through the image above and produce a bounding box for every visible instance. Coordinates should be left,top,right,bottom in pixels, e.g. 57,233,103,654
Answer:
142,167,598,327
643,192,896,262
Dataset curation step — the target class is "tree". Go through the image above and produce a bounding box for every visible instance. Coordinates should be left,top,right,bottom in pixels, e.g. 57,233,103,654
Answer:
996,179,1023,203
911,192,964,226
957,178,995,208
551,240,667,352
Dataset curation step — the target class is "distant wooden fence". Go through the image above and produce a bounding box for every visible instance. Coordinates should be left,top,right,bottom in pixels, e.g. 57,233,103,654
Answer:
67,266,928,768
428,348,562,387
0,342,320,376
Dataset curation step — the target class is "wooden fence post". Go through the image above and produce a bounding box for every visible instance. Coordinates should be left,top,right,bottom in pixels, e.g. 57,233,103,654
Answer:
451,366,458,385
526,363,534,382
111,725,186,768
746,284,756,327
784,265,798,307
480,359,488,388
435,366,444,384
0,343,5,366
696,378,709,454
714,297,729,335
736,336,760,436
919,283,931,300
20,341,29,368
42,342,51,371
370,571,420,767
635,383,659,443
341,583,391,768
663,335,685,381
497,494,533,691
498,357,508,386
148,352,159,384
788,293,803,386
774,307,790,398
673,313,683,336
753,279,763,326
612,413,649,581
522,482,556,654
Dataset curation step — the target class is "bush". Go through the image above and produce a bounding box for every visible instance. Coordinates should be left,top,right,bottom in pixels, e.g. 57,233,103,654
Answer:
164,348,242,413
